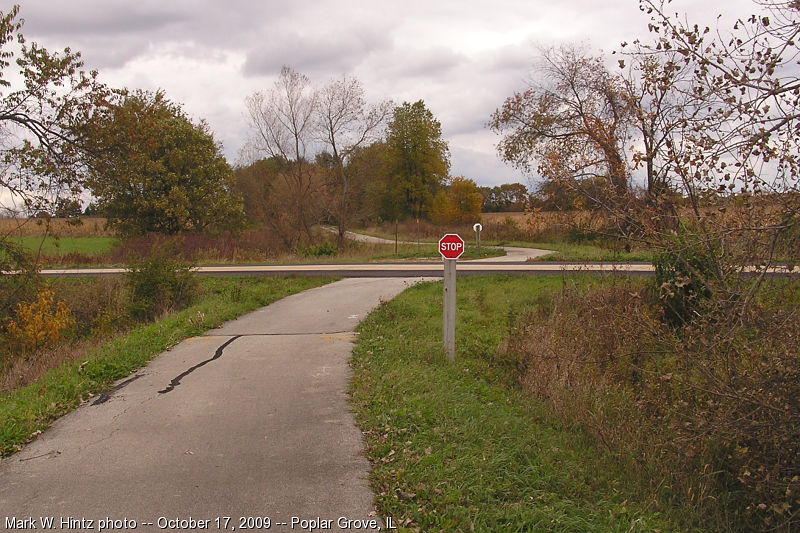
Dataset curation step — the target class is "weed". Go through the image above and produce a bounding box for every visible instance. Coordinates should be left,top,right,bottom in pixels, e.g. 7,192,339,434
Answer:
506,278,800,530
300,240,338,257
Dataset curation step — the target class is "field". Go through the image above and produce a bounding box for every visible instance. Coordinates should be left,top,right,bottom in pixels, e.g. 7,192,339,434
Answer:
1,213,659,265
0,217,114,237
10,236,118,256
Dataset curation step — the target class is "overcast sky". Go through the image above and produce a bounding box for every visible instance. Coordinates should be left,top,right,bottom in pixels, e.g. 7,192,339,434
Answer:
12,0,761,188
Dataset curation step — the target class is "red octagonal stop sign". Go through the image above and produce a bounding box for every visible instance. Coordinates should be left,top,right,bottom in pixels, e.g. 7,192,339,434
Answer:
439,233,465,260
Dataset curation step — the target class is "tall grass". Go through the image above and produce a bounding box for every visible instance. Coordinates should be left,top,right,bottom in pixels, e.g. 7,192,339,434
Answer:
505,279,800,531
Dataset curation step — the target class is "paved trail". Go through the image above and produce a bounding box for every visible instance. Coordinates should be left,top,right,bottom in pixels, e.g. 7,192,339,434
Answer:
0,278,424,530
321,226,555,262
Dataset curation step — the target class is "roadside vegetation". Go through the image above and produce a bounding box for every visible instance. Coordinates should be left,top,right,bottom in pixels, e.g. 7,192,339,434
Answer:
352,275,800,531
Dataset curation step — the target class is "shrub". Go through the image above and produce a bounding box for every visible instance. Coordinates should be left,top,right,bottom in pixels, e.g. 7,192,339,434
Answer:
6,288,75,354
653,232,720,326
126,255,197,321
300,240,338,257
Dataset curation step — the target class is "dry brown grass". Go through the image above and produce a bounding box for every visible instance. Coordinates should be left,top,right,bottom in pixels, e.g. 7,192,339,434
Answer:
0,336,108,393
0,217,113,237
505,279,800,530
0,277,129,392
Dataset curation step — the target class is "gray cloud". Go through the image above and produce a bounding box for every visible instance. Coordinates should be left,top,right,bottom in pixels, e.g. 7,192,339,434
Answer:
243,26,393,77
5,0,762,186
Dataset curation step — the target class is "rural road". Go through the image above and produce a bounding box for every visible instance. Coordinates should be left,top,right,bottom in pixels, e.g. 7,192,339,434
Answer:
0,277,425,530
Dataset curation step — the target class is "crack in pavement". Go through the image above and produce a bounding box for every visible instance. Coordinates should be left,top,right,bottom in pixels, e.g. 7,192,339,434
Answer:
157,331,359,395
92,374,144,406
159,335,243,394
93,331,360,404
202,330,354,337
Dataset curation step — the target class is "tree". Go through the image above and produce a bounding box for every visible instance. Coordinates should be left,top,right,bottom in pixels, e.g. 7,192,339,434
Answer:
348,141,396,221
317,75,392,244
1,4,106,318
490,45,633,206
233,156,286,223
430,176,483,224
385,100,450,219
628,0,800,279
232,155,329,249
0,5,106,219
479,183,530,212
83,89,244,236
245,67,322,245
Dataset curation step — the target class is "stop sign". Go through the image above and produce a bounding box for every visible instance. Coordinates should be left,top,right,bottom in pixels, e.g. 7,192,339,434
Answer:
439,233,465,260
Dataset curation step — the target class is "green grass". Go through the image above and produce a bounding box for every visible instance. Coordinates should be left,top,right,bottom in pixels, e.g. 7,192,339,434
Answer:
523,241,653,262
365,244,506,261
11,236,119,256
0,275,334,456
350,276,674,532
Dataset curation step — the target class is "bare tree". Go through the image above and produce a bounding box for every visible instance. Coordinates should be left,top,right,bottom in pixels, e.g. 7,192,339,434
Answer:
490,45,634,207
245,66,321,245
317,75,392,244
630,0,800,285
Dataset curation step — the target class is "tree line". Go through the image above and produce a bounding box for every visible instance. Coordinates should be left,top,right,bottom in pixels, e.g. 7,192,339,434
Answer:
0,4,493,256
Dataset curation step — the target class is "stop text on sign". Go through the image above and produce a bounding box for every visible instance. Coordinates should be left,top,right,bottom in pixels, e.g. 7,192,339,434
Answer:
439,233,465,260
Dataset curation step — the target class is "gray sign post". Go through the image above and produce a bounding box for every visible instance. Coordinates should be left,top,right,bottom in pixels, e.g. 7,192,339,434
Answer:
438,233,464,360
473,222,483,248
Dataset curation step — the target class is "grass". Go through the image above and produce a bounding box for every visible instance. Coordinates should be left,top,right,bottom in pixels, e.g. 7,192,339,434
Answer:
0,275,334,456
363,243,506,261
350,276,674,532
522,241,653,262
11,236,119,257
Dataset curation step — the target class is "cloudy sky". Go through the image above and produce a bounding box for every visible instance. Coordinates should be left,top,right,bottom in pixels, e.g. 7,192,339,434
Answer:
13,0,760,188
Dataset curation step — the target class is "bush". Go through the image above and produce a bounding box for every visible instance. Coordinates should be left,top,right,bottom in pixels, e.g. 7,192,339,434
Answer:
6,288,75,354
126,256,197,321
653,232,720,326
300,240,338,257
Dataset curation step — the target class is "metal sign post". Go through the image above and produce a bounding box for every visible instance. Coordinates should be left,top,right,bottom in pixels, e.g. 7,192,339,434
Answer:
473,223,483,248
439,233,464,361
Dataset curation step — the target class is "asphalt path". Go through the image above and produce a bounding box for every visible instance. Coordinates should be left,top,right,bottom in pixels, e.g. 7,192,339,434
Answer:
0,277,426,530
321,226,555,262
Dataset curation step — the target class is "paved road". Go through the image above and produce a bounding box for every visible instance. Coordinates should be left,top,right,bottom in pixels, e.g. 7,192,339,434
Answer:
0,278,425,530
40,262,662,278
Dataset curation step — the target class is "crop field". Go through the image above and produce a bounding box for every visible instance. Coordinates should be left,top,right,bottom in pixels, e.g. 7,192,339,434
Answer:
0,217,113,237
